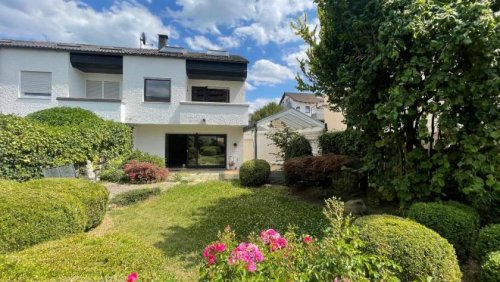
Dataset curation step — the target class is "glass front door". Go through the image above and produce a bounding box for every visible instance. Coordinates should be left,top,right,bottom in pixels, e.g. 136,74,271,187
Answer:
169,134,226,168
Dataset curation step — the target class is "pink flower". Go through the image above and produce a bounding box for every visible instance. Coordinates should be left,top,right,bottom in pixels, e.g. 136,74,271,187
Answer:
126,272,138,282
203,243,226,266
261,229,287,251
303,235,312,245
228,242,264,272
260,229,281,244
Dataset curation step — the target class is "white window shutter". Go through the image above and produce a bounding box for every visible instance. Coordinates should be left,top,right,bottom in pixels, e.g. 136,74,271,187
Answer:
21,71,51,96
86,80,102,98
103,81,120,99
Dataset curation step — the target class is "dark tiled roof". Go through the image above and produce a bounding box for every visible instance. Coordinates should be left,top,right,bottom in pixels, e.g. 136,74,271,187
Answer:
0,39,248,63
279,92,322,104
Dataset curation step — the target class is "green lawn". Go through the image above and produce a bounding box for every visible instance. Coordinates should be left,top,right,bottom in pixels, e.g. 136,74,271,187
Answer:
108,181,327,281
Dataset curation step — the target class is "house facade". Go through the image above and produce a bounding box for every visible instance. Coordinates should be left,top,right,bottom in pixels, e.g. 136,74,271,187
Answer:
279,92,346,132
0,37,249,169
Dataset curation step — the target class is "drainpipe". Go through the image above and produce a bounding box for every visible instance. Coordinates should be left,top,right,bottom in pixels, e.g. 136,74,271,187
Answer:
254,122,258,160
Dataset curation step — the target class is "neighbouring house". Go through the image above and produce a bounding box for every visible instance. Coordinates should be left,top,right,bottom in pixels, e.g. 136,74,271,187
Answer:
243,108,324,165
0,36,249,169
279,92,346,132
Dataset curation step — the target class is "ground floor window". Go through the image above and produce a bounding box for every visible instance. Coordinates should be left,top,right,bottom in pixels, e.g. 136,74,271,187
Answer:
166,134,226,168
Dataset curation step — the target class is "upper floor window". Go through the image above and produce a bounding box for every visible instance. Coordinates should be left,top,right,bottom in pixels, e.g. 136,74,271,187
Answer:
305,106,311,113
144,79,171,102
86,80,120,99
296,106,300,111
192,86,229,103
20,71,51,97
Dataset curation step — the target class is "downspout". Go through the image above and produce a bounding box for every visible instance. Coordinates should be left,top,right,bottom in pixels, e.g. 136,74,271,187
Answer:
254,122,258,160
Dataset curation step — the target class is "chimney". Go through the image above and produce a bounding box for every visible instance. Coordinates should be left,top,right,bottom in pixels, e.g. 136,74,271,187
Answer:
158,34,168,50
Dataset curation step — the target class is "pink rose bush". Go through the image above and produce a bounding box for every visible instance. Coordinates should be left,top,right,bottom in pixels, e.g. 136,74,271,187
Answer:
126,272,138,282
199,198,401,281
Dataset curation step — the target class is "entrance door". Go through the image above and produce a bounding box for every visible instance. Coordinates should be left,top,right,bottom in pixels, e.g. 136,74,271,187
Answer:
167,134,226,168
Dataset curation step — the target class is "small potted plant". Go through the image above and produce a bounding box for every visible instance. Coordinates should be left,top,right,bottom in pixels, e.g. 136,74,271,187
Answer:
228,160,235,170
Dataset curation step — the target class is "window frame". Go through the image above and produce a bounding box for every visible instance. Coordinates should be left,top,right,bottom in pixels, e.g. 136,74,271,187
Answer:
144,78,171,102
191,86,230,103
296,106,301,111
305,105,311,113
20,71,52,97
85,80,121,99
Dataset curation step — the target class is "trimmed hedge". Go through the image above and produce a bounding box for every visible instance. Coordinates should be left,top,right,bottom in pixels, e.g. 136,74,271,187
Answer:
26,106,102,126
318,130,365,156
407,201,480,260
239,159,271,186
284,154,353,187
199,146,222,157
284,135,312,160
481,251,500,282
0,180,86,253
110,188,161,207
0,179,108,253
25,178,109,230
0,109,132,181
355,215,461,282
0,233,174,281
475,224,500,261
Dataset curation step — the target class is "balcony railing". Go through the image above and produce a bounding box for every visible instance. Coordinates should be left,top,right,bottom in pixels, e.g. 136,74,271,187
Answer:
56,97,122,122
178,101,249,126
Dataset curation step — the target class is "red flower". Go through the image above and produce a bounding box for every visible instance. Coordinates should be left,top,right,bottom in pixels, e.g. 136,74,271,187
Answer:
303,235,312,245
126,272,138,282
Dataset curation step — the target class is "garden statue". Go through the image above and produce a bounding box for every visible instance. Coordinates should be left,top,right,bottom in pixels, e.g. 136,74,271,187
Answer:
85,160,96,180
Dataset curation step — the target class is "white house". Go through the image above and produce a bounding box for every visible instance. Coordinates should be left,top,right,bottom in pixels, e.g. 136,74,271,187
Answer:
0,36,249,169
279,92,346,132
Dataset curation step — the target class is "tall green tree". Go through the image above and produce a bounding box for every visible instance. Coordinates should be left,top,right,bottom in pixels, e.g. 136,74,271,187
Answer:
294,0,499,213
250,102,284,122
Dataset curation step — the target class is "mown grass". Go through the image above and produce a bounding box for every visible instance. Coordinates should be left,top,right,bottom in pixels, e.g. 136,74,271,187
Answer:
109,181,327,281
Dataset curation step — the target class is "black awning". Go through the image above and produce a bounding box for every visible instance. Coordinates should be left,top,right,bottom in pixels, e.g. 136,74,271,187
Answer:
70,53,123,74
186,60,247,81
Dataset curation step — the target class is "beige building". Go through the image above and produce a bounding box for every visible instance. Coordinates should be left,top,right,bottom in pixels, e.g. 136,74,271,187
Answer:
279,92,346,132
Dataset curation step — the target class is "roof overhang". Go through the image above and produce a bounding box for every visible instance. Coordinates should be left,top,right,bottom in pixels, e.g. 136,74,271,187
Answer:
246,108,325,132
70,52,123,74
186,60,247,81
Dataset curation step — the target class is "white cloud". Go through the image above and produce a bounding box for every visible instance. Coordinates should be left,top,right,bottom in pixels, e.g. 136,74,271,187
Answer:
245,82,256,92
282,44,309,69
168,0,315,45
218,36,240,49
0,0,177,47
185,35,221,51
247,59,295,86
248,97,281,113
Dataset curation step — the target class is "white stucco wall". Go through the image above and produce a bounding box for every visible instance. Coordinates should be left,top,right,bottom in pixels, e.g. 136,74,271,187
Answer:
283,97,320,118
133,124,244,169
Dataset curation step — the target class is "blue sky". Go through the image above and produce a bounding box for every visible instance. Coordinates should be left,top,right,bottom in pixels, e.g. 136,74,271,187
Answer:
0,0,318,112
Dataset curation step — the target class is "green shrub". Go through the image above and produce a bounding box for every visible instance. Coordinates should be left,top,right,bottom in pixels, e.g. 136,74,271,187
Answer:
26,106,102,126
0,111,132,181
100,158,129,183
318,130,365,156
284,135,313,160
199,146,222,156
355,215,461,281
239,159,271,186
126,149,166,168
0,233,174,281
123,161,169,184
0,180,87,253
481,251,500,282
475,224,500,261
407,201,480,260
25,178,109,230
110,188,161,206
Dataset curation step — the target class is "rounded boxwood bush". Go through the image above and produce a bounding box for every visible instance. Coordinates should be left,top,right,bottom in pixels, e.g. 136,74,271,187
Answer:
0,233,174,281
25,178,109,230
407,201,480,260
26,106,102,126
199,146,222,156
475,224,500,261
239,159,271,186
0,180,87,253
284,135,312,160
481,251,500,282
355,215,461,281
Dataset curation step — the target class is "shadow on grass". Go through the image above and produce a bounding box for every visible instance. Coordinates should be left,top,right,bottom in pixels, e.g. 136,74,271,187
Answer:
153,187,328,268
